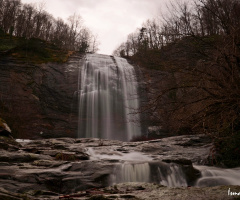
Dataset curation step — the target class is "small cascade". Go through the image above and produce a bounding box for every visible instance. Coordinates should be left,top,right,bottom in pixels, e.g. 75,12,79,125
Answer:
194,166,240,187
111,162,150,184
85,146,240,188
157,164,188,187
77,54,141,141
110,161,188,187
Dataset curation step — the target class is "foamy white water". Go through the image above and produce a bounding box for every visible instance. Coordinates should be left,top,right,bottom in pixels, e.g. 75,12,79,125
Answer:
78,54,141,141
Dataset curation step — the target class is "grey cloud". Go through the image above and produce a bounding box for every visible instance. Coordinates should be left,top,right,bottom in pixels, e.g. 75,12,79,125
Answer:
21,0,169,54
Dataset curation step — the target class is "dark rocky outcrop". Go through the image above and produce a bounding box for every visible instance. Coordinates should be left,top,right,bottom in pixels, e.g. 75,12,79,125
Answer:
0,53,84,138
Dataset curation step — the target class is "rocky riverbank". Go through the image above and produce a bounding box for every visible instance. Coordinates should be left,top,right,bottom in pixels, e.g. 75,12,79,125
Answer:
1,134,239,199
1,182,240,200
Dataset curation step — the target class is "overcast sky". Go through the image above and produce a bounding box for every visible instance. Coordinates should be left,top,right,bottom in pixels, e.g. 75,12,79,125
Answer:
21,0,169,55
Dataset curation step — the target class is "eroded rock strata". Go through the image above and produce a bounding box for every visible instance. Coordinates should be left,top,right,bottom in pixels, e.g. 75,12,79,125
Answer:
0,54,83,139
1,134,233,200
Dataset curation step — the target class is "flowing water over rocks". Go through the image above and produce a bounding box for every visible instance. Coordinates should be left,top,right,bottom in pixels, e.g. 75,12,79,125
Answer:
78,54,141,141
1,134,240,199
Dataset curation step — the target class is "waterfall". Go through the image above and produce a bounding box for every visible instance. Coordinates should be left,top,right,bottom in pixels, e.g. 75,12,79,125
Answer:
111,162,151,184
78,54,141,141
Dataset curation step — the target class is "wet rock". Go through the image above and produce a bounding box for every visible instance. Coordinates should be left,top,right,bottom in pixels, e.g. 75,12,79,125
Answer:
0,162,10,166
75,153,89,160
162,159,201,185
0,187,31,200
53,137,76,144
68,162,85,171
21,147,41,154
175,135,211,147
53,144,67,150
0,141,9,150
32,160,58,167
37,150,58,156
27,190,59,197
13,173,39,184
55,152,77,161
116,147,129,153
0,135,217,198
1,183,239,200
197,177,231,187
53,151,88,161
0,150,51,163
99,183,240,200
140,143,165,153
61,176,87,193
42,176,65,194
162,158,192,165
0,136,21,150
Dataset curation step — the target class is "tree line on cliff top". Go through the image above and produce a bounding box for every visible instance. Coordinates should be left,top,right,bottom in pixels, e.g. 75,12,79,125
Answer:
114,0,240,167
0,0,98,53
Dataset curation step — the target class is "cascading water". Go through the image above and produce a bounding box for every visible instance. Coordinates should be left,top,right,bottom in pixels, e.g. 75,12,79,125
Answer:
110,162,240,187
78,54,141,141
110,161,188,187
157,164,188,187
194,165,240,187
111,162,151,184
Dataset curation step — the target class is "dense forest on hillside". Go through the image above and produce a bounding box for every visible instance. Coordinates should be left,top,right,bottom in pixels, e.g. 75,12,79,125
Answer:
0,0,98,53
114,0,240,167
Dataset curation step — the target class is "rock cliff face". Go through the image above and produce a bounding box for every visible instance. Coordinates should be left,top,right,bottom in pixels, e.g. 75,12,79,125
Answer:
0,53,83,138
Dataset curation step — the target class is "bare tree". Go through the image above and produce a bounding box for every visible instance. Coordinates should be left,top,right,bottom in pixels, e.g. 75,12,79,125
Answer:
0,0,99,53
113,1,240,162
